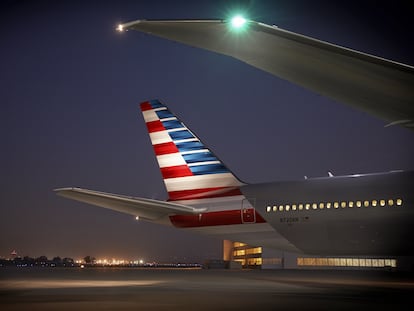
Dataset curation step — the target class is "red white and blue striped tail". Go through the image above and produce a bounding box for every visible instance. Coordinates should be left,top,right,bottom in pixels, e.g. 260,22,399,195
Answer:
140,99,245,201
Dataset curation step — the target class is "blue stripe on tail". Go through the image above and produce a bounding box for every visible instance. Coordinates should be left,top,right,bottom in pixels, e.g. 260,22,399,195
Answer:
182,152,218,163
190,164,230,175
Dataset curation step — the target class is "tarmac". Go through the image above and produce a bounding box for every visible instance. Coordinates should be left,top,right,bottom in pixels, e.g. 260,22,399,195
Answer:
0,267,413,310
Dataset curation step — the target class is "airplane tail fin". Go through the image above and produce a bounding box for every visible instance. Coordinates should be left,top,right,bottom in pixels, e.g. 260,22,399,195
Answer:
140,99,245,201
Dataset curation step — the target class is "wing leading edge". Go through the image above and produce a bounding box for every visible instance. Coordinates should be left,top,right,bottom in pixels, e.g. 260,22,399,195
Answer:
119,19,414,129
54,188,206,220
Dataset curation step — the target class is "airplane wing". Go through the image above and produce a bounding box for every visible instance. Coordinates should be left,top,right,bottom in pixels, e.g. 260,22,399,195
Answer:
119,19,414,129
54,187,206,220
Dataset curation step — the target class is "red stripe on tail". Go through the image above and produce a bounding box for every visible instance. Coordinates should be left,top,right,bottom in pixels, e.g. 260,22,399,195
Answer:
153,142,179,155
140,102,153,111
146,120,165,133
170,210,266,228
168,187,242,201
161,165,193,179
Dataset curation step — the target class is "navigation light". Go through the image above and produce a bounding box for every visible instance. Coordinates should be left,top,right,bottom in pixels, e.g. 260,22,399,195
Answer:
231,15,246,29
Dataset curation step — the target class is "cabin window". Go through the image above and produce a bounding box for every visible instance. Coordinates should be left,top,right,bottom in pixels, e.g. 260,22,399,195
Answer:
267,197,403,215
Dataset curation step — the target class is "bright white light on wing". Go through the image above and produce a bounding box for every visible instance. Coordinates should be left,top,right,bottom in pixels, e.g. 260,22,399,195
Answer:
231,15,246,28
117,24,124,32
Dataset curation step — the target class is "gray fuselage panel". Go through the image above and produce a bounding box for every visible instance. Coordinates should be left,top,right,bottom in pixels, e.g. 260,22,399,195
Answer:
241,171,414,256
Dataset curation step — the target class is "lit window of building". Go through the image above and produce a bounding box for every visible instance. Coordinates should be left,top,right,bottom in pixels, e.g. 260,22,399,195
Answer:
246,247,262,255
231,242,263,269
297,257,397,268
247,258,262,265
234,249,245,256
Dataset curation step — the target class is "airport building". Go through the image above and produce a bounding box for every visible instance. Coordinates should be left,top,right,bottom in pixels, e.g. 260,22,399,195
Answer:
222,240,409,270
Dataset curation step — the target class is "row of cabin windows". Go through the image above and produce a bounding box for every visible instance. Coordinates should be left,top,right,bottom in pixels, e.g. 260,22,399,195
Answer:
266,198,403,212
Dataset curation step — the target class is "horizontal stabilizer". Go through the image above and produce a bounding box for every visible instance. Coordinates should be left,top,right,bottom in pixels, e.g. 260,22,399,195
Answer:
54,187,206,220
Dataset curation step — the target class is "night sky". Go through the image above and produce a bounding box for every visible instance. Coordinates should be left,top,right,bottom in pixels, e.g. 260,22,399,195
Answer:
1,0,413,262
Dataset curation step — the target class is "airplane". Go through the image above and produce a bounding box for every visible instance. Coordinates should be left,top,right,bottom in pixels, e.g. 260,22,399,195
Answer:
56,99,414,256
116,18,414,129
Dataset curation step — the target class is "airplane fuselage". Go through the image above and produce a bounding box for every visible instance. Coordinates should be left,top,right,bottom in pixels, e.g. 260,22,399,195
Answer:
167,171,414,256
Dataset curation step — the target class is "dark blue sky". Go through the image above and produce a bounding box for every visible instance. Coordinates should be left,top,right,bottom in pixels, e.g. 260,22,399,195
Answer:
1,0,413,262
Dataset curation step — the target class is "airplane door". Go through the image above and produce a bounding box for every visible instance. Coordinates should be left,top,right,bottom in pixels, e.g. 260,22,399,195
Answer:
241,198,256,223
